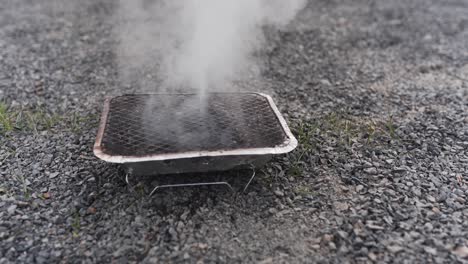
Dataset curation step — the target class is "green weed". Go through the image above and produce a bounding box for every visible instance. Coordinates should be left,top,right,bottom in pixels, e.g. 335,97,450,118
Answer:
68,112,97,133
285,113,399,177
71,213,81,238
386,116,397,139
0,103,14,134
295,121,317,152
13,174,30,199
295,185,315,196
0,102,97,135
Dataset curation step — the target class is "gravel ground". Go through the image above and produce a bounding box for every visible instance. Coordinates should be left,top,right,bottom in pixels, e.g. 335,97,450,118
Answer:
1,0,468,263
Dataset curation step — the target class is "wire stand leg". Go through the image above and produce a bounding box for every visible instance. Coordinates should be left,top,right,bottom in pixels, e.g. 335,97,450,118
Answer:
243,166,257,193
149,181,233,197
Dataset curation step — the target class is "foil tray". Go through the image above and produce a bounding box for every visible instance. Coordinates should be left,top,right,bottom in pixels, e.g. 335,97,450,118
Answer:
93,93,297,175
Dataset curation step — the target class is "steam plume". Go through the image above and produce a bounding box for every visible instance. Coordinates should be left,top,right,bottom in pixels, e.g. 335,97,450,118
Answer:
116,0,306,96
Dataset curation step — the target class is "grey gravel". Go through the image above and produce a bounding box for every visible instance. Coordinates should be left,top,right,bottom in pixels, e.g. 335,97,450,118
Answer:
1,0,468,263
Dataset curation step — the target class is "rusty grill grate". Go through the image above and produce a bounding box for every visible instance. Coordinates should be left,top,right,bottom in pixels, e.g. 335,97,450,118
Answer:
97,93,289,158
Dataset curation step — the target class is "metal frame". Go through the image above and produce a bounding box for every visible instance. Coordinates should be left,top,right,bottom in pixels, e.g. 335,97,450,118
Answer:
148,182,234,196
125,166,257,196
95,93,295,196
93,92,298,163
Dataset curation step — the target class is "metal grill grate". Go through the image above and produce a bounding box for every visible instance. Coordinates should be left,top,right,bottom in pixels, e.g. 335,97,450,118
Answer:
98,93,288,158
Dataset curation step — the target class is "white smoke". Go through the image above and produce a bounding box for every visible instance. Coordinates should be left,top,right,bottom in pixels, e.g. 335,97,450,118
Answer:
116,0,306,96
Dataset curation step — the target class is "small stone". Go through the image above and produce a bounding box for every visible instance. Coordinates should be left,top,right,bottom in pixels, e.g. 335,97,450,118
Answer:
87,207,97,214
337,230,348,239
334,202,349,211
368,252,377,261
180,210,190,221
168,227,177,239
320,79,331,86
364,167,378,175
322,234,333,243
87,192,97,201
366,223,384,230
7,204,17,215
427,195,436,203
424,247,437,255
197,243,208,250
42,192,51,199
274,190,284,197
311,244,320,250
413,188,422,197
36,256,47,264
258,257,273,264
49,172,59,179
454,188,465,196
356,185,364,192
387,245,404,253
52,250,62,258
453,246,468,258
424,222,433,231
16,201,29,208
423,34,433,41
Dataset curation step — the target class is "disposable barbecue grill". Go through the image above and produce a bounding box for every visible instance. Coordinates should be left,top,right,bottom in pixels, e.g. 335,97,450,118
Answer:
94,93,297,194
